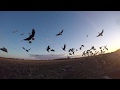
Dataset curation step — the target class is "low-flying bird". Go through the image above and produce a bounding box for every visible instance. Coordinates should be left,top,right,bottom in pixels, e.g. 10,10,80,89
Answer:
90,46,96,50
56,29,64,36
79,47,82,50
104,45,108,50
99,46,103,49
79,45,84,50
68,49,72,52
71,48,75,54
62,44,66,51
0,47,8,53
22,47,31,52
24,29,35,41
96,29,104,37
46,45,50,52
86,35,88,37
69,53,72,55
81,45,84,47
51,49,55,52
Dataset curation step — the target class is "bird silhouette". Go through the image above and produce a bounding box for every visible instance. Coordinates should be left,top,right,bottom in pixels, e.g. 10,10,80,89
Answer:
69,53,72,55
79,47,82,50
81,45,84,47
104,45,108,50
62,44,66,51
24,29,35,41
13,30,18,33
90,46,96,50
0,47,8,53
56,29,64,36
51,49,55,52
68,49,72,52
20,33,24,35
22,47,31,52
96,29,104,37
46,45,50,52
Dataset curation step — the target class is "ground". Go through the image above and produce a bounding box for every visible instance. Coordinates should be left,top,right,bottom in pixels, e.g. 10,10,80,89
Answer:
0,50,120,79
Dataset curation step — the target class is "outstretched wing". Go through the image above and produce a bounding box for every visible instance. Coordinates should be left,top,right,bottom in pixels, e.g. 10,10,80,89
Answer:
56,33,60,36
22,47,26,50
60,29,64,34
56,29,63,36
64,44,66,49
47,46,50,52
96,33,101,37
31,29,35,37
97,30,104,37
24,29,35,41
101,30,104,35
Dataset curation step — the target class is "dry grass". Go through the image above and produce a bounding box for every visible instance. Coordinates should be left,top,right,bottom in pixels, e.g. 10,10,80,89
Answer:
0,50,120,79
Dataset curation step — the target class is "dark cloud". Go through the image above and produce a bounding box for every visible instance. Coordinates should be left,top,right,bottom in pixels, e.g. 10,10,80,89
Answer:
28,54,67,60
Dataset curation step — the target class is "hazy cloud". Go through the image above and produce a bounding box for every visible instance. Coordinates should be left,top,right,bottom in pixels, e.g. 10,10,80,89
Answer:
28,54,67,60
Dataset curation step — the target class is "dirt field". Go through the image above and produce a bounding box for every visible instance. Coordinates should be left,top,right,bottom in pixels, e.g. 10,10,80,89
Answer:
0,50,120,79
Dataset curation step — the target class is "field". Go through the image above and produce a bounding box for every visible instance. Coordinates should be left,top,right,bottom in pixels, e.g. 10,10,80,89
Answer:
1,50,120,79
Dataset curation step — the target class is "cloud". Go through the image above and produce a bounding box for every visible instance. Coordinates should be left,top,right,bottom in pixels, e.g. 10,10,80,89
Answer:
28,54,67,60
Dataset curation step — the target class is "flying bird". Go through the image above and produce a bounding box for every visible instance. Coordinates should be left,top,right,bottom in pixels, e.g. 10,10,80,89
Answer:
90,46,96,50
96,29,104,37
81,45,84,47
104,45,108,50
86,35,88,37
24,29,35,41
56,29,64,36
79,47,82,50
51,49,55,52
46,45,50,52
0,47,8,53
69,53,72,55
68,49,72,52
13,30,18,33
22,47,31,52
62,44,66,51
20,33,24,35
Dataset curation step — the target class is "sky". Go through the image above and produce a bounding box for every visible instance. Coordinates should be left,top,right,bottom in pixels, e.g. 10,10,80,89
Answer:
0,11,120,60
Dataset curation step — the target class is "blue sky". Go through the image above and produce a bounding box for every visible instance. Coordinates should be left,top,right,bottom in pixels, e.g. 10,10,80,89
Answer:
0,11,120,60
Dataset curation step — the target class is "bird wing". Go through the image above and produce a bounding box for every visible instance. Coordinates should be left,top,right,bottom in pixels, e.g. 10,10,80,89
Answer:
51,49,55,51
56,30,63,36
31,29,35,37
56,33,60,36
47,46,50,51
60,30,63,34
24,29,35,41
96,33,100,37
101,30,104,34
24,34,32,41
22,47,26,50
63,44,66,49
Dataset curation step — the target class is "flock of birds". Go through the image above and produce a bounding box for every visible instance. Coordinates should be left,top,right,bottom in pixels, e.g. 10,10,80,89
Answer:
0,27,108,59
